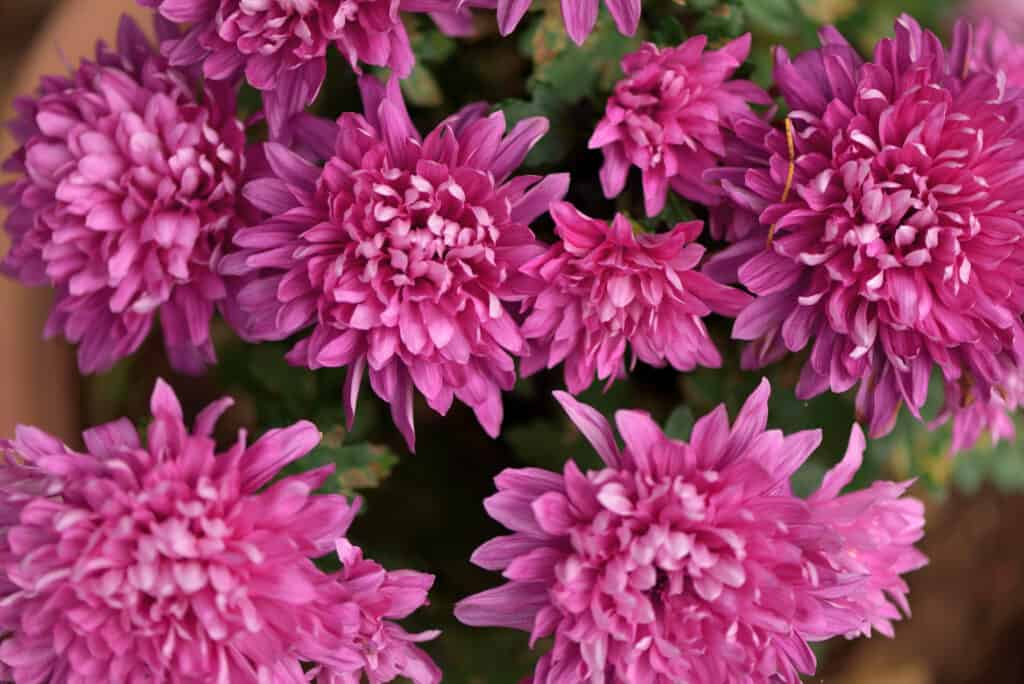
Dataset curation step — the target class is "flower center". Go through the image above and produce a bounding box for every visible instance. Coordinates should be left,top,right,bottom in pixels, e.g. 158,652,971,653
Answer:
341,164,505,298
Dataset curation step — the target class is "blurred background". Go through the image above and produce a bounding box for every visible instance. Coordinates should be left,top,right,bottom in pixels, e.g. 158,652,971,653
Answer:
3,0,1024,683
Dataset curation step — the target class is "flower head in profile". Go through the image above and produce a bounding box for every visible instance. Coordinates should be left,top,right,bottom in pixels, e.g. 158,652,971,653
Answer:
1,16,251,375
520,203,750,393
707,16,1024,448
0,379,439,683
456,380,926,683
139,0,486,135
589,35,771,216
223,75,568,451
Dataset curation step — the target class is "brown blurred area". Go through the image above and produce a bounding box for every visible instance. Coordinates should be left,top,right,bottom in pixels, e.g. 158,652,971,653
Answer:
1,2,1024,683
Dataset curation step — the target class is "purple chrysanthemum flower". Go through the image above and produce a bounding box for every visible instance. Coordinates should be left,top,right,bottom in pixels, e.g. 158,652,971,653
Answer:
222,76,569,451
455,380,926,683
139,0,485,135
492,0,639,46
0,379,440,683
1,16,251,375
707,15,1024,445
519,202,751,393
589,35,771,216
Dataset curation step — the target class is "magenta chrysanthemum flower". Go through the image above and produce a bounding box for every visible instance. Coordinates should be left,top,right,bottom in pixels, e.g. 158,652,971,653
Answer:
589,35,771,216
519,202,751,393
493,0,639,46
0,379,440,683
223,75,568,451
139,0,483,135
707,16,1024,445
455,380,926,683
1,16,251,375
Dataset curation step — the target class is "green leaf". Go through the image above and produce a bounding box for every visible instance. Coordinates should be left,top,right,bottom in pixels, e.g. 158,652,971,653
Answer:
665,405,696,441
401,63,445,108
304,435,400,495
410,25,457,64
529,13,639,106
739,0,802,36
651,16,687,47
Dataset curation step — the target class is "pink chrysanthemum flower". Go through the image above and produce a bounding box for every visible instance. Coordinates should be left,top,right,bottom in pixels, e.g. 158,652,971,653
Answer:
589,35,771,216
493,0,638,46
455,380,927,684
707,16,1024,445
0,379,440,683
1,16,251,375
519,202,751,393
139,0,484,135
223,76,568,451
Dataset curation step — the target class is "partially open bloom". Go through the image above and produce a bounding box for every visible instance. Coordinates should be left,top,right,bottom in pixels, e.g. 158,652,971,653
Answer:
589,35,771,216
520,202,750,393
0,379,439,683
140,0,483,134
456,380,926,683
223,76,568,451
1,16,250,374
493,0,639,45
707,16,1024,446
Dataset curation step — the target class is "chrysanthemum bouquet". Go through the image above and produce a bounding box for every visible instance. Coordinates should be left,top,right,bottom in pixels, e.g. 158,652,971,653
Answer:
2,0,1023,681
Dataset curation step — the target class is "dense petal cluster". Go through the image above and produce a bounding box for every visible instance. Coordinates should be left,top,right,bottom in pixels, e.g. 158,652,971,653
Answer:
520,202,750,393
708,16,1024,446
456,380,926,683
224,76,568,450
0,380,439,683
590,35,771,216
1,17,251,375
139,0,483,134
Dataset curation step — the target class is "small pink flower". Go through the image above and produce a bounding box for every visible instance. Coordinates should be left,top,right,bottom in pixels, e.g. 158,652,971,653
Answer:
589,35,771,216
707,16,1024,449
456,380,927,683
0,379,439,683
520,202,751,393
1,16,252,374
223,76,569,451
139,0,487,135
